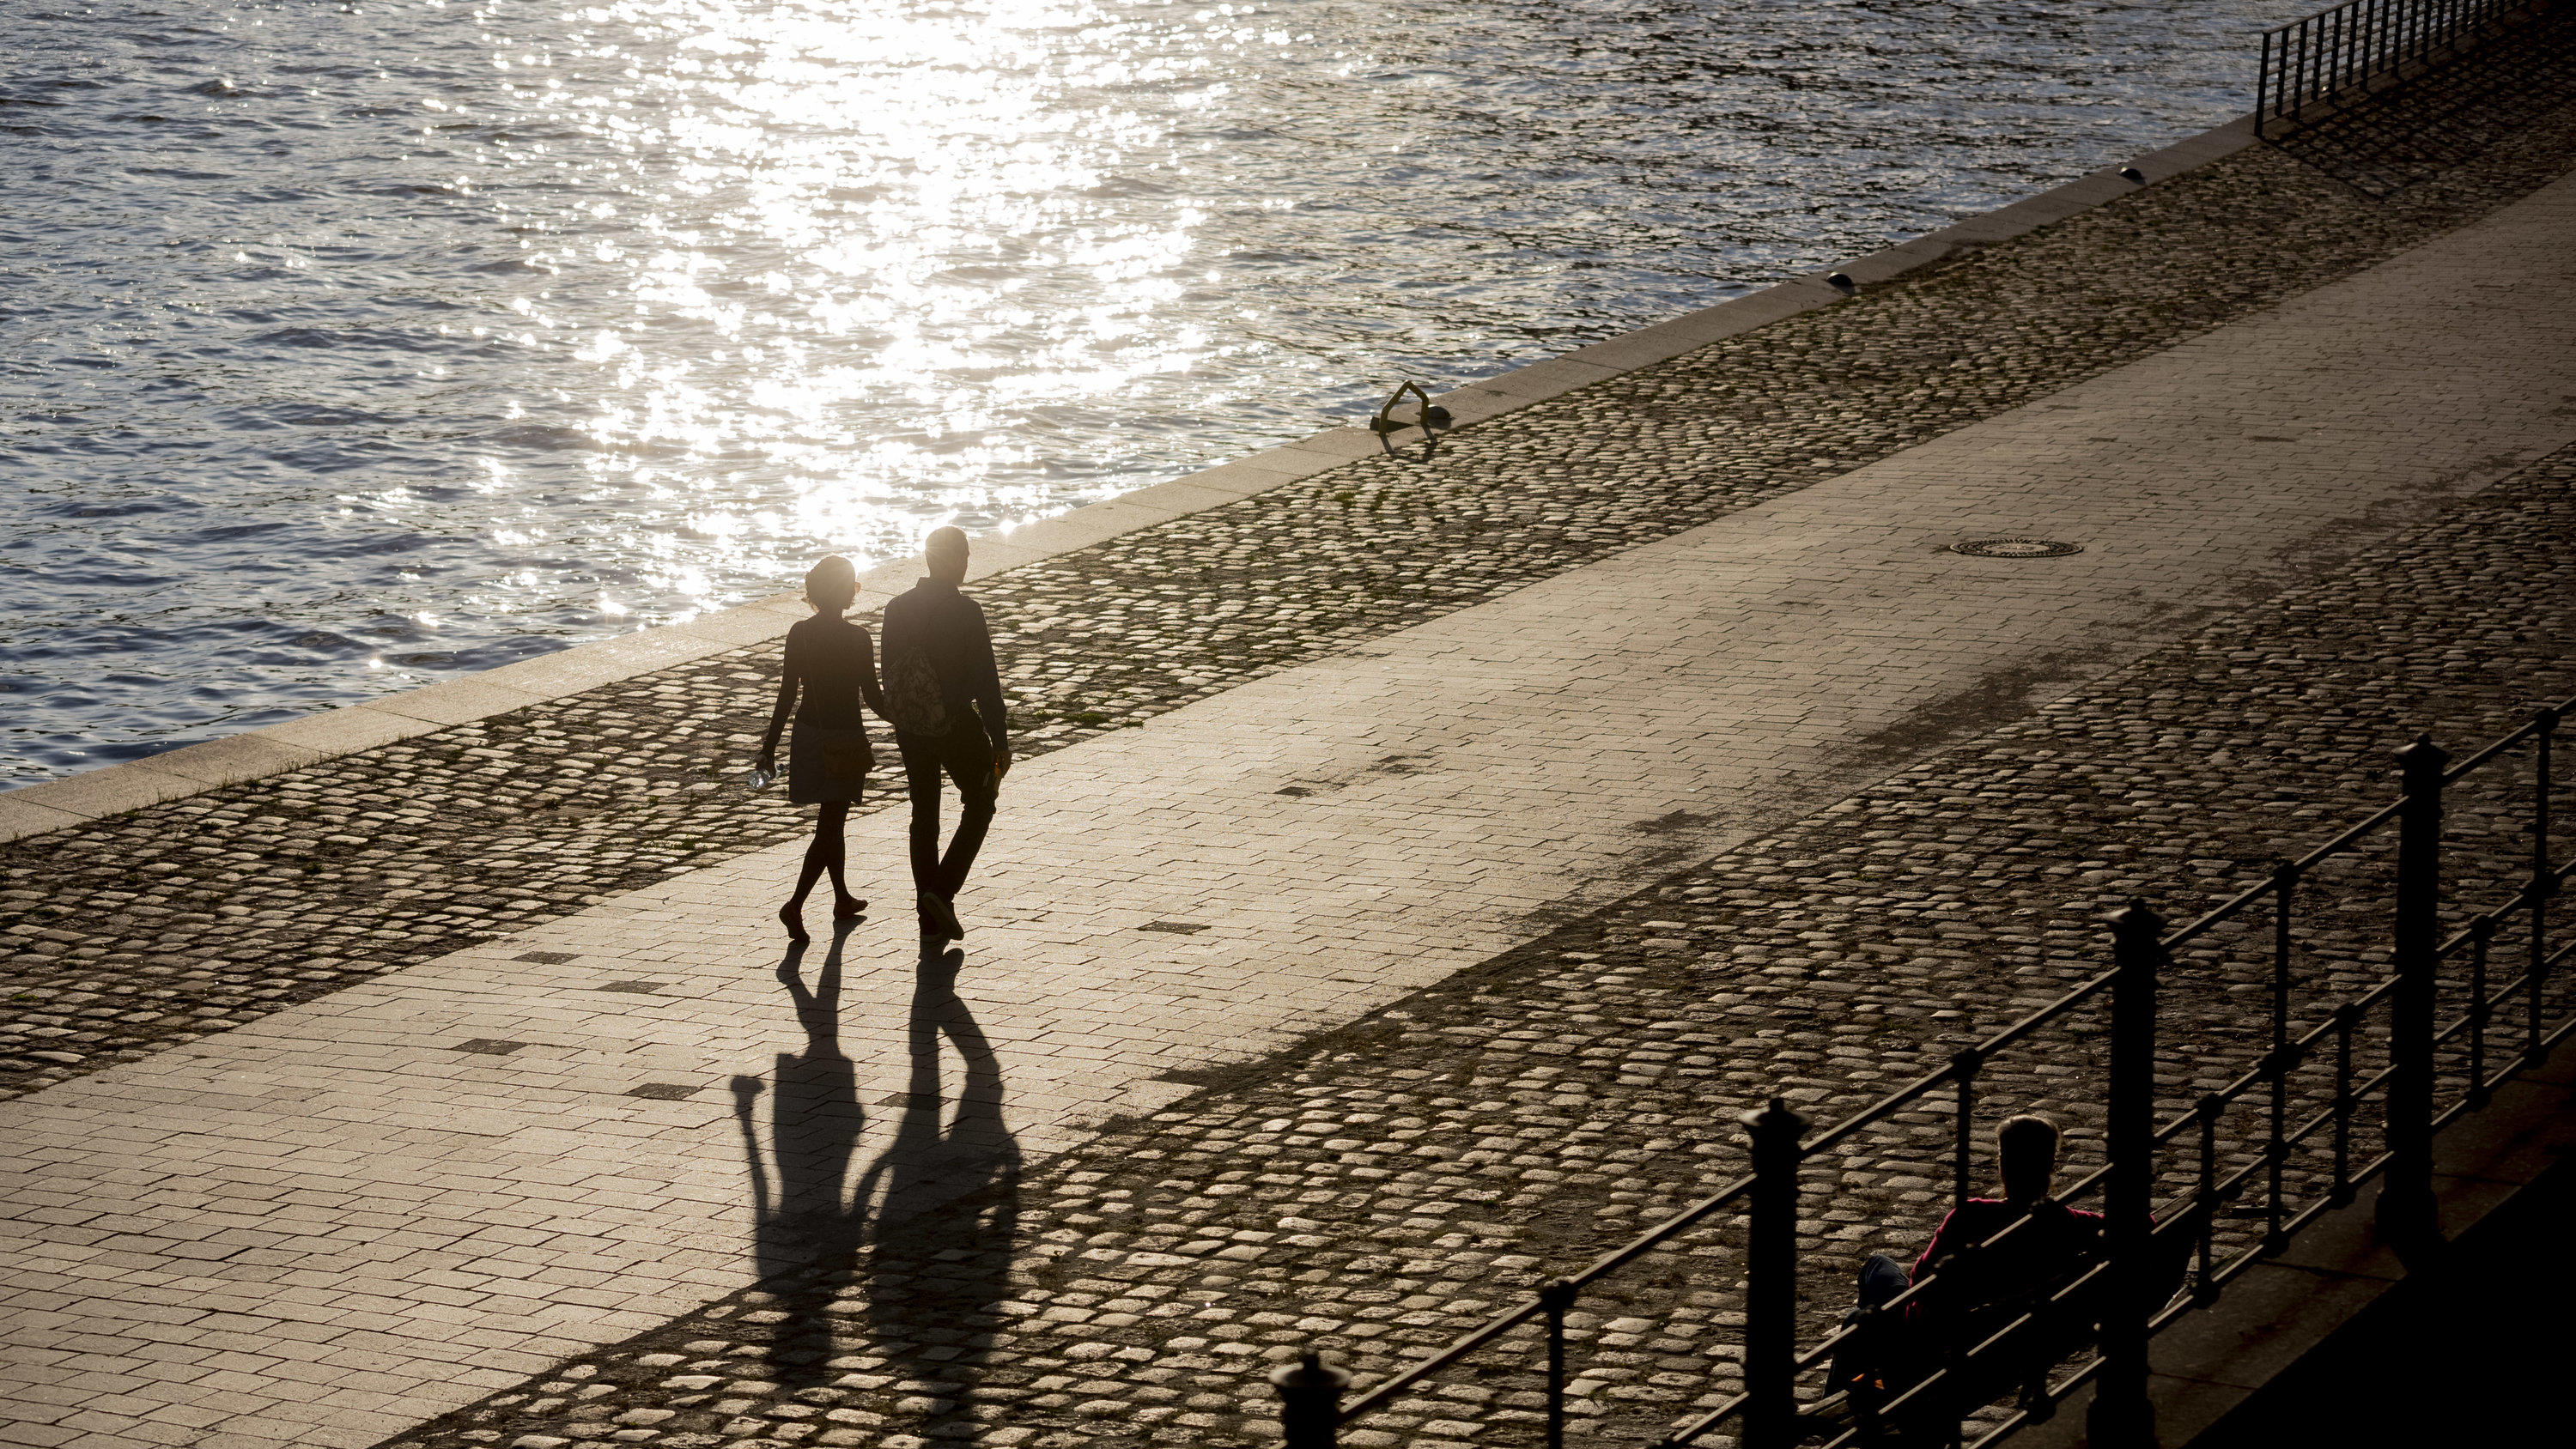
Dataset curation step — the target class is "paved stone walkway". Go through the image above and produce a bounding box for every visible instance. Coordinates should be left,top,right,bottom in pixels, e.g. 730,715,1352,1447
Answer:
2,130,2573,1449
11,98,2576,1106
377,441,2576,1449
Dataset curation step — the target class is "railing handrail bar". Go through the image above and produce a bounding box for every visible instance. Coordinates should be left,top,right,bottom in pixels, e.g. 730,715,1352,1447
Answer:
2169,969,2408,1113
2435,855,2576,960
1337,1167,1764,1421
1797,968,2118,1160
2177,1047,2402,1155
2440,698,2565,782
2143,688,2562,949
2203,1070,2392,1203
2159,797,2402,950
1564,1170,1759,1288
1334,1297,1546,1421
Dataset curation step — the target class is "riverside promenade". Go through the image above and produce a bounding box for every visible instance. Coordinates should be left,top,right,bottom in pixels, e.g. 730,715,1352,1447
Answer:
3,96,2576,1449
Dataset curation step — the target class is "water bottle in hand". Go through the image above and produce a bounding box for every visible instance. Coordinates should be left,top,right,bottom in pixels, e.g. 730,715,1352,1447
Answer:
746,760,779,792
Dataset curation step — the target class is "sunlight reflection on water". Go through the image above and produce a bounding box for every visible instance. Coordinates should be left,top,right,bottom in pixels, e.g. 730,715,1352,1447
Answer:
3,0,2312,781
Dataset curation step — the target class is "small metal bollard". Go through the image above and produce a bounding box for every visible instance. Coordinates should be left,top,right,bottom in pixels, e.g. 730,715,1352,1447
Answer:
1271,1347,1352,1449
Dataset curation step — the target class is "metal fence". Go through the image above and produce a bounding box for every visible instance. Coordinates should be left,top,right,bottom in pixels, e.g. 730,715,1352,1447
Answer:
2256,0,2534,137
1267,694,2573,1448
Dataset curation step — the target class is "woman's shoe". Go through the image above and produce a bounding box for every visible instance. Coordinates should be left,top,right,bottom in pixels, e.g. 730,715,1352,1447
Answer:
780,902,811,942
917,889,964,941
833,895,868,920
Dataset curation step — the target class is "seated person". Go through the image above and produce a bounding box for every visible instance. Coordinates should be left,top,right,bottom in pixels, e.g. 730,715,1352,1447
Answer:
1909,1115,2105,1325
1830,1116,2105,1424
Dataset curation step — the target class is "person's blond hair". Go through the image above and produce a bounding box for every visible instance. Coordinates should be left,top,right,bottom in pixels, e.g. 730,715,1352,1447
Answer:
804,554,859,610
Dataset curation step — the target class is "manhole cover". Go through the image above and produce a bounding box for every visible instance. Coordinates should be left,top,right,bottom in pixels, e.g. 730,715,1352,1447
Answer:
1951,538,2084,558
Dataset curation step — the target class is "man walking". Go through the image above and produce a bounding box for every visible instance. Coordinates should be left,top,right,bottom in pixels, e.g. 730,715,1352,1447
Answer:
878,526,1012,940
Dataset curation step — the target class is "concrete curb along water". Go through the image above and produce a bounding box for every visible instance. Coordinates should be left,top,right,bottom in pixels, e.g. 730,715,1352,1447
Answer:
0,118,2260,847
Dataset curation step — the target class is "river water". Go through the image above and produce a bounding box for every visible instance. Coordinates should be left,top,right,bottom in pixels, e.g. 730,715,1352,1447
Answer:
3,0,2310,785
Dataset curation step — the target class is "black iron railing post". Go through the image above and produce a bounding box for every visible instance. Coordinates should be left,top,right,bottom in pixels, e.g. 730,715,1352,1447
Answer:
2089,900,2163,1449
1273,1349,1350,1449
2330,2,2349,97
2468,914,2495,1106
2530,706,2557,1068
1540,1277,1577,1449
2258,27,2274,138
2295,14,2312,116
2266,862,2297,1252
2329,1003,2360,1206
2380,735,2447,1252
1741,1096,1808,1449
2193,1094,2224,1304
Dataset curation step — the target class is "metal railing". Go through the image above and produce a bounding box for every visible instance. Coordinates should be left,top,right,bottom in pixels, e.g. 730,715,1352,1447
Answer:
2256,0,2533,137
1269,694,2573,1448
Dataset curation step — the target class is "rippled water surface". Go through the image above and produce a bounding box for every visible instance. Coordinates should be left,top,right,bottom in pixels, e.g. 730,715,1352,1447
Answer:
3,0,2312,784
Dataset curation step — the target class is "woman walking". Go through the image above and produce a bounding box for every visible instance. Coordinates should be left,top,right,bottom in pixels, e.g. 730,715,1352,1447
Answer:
758,555,892,941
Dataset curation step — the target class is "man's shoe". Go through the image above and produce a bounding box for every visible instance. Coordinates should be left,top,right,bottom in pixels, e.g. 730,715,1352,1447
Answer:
918,890,965,941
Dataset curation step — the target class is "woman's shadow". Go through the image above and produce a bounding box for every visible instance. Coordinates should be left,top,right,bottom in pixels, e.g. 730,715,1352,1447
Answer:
732,922,1021,1410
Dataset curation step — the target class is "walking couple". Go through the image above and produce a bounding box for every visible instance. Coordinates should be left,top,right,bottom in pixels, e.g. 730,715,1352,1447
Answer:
756,526,1012,943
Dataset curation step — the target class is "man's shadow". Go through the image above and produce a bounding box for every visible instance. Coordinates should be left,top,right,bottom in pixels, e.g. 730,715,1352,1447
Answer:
732,924,1021,1413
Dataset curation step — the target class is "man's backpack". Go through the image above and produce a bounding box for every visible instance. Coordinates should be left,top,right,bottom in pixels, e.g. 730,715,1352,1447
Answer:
881,635,950,736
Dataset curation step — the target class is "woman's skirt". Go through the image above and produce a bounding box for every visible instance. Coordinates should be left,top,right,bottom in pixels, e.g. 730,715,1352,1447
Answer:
787,724,873,804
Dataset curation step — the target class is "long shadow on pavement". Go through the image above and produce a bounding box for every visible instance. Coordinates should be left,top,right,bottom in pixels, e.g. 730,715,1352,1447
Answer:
730,925,1022,1426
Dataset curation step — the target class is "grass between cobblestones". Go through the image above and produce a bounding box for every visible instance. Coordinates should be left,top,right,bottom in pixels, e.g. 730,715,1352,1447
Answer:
375,437,2576,1449
7,98,2576,1100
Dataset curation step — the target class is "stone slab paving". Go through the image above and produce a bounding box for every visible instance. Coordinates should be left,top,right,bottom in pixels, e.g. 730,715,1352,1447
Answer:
12,96,2576,1111
3,152,2574,1449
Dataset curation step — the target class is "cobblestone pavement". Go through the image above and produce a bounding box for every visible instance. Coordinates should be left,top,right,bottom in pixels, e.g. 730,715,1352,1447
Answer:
361,443,2576,1449
1,143,2573,1449
9,94,2576,1102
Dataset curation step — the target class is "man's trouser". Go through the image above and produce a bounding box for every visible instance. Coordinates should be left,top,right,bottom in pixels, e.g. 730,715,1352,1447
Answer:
896,723,997,919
